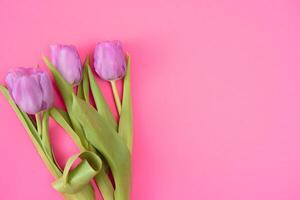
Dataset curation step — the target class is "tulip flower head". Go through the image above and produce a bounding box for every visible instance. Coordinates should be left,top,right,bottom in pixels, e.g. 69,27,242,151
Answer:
94,41,126,81
50,44,82,85
5,67,54,114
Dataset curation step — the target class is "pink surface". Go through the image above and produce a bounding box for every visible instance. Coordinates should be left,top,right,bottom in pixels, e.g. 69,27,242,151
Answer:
0,0,300,199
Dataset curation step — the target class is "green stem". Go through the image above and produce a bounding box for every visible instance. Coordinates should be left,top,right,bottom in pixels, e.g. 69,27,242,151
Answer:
35,112,42,137
110,80,122,115
41,111,52,158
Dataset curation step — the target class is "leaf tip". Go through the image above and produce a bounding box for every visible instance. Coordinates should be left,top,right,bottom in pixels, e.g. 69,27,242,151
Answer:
84,55,90,66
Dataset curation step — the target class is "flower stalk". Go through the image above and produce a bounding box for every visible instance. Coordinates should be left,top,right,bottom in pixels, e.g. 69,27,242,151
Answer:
110,80,122,114
35,112,42,136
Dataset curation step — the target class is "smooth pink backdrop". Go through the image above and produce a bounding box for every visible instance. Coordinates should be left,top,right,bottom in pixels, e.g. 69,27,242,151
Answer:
1,0,300,199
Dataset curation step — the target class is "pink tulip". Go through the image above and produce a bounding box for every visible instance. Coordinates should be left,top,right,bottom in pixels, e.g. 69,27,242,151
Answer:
50,44,82,85
5,67,54,114
94,41,126,81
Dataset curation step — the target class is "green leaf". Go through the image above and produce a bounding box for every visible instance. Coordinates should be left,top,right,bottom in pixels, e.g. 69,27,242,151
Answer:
77,56,90,103
77,82,84,99
94,155,114,200
119,56,133,152
43,56,73,106
50,107,114,199
43,57,115,198
71,95,131,200
0,86,40,143
0,85,61,177
83,57,90,103
1,85,96,200
43,56,89,150
55,107,72,126
86,62,117,131
50,108,87,151
95,170,114,200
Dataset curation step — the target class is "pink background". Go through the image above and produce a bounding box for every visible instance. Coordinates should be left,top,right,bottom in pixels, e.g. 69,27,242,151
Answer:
0,0,300,199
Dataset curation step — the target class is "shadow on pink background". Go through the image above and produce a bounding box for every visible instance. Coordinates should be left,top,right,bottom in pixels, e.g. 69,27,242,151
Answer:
1,0,300,199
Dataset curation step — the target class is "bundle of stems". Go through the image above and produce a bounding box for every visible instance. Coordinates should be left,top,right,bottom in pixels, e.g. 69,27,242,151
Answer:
0,54,133,200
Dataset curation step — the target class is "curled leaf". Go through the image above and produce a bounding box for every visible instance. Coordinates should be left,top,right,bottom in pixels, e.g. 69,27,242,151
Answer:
52,151,102,194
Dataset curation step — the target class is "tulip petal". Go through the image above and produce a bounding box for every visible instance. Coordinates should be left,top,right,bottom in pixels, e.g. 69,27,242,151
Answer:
39,72,54,109
12,76,43,114
94,41,126,81
51,45,82,85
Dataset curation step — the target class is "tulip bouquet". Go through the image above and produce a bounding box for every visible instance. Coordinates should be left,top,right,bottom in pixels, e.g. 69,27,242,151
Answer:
0,41,133,200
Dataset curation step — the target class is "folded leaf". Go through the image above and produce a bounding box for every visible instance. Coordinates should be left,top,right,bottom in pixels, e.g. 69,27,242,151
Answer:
53,151,102,194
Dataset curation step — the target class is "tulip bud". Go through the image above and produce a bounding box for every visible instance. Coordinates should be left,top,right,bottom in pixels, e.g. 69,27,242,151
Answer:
5,67,54,114
94,41,126,81
50,44,82,85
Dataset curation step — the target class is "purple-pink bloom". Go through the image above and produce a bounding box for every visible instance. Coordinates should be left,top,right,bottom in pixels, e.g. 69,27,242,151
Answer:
5,67,54,114
94,41,126,81
50,44,82,85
